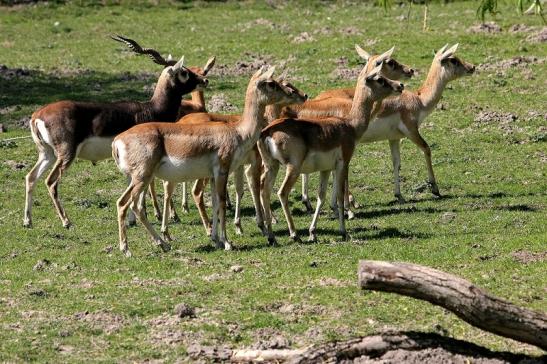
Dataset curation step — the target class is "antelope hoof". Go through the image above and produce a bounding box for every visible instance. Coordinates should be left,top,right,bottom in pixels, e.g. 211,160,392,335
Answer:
181,204,189,214
159,241,171,253
215,240,225,250
349,196,360,209
271,214,279,225
268,236,278,246
291,234,302,244
432,189,442,198
308,232,317,243
154,212,162,221
235,222,243,236
124,250,132,258
23,219,32,228
224,241,233,251
63,221,72,229
206,227,212,237
303,200,313,214
345,210,355,220
162,231,174,242
170,213,181,223
340,232,348,241
395,194,406,203
126,217,137,227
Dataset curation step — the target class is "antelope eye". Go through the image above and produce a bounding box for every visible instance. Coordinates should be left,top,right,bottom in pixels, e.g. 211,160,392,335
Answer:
449,58,458,65
377,78,385,85
387,60,394,66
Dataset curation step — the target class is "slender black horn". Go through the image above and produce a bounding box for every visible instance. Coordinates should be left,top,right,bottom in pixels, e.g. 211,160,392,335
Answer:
110,34,176,67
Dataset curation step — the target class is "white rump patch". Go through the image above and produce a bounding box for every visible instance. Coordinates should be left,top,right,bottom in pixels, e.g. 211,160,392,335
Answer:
265,136,285,163
113,139,129,173
34,119,53,145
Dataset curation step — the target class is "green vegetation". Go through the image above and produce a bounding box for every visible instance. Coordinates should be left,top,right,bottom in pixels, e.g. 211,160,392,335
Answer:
0,1,545,361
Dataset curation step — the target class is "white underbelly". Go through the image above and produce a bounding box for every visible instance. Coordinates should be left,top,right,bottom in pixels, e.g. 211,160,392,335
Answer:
155,154,215,182
77,137,115,162
360,115,405,143
301,148,341,174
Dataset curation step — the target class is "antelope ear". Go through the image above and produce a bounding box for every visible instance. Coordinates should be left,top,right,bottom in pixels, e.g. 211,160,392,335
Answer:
277,68,289,81
203,56,216,75
262,66,276,80
376,46,395,65
355,44,371,61
167,54,173,62
252,65,267,79
366,63,383,80
440,43,459,60
434,44,449,59
174,55,185,69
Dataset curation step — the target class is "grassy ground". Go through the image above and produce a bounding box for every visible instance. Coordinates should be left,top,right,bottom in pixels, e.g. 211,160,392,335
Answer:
0,1,546,362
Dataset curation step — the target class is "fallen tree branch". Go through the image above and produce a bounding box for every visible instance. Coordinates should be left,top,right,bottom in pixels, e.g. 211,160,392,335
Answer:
188,332,544,363
358,260,547,350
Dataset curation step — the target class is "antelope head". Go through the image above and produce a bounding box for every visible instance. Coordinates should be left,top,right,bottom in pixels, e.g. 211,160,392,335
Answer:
362,63,405,101
356,44,415,79
434,44,476,81
277,69,308,105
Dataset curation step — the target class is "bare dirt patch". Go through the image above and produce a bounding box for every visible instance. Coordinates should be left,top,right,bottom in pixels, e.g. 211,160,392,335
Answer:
479,55,546,72
512,250,547,264
292,32,315,44
207,93,238,113
0,64,31,79
467,22,502,34
508,24,536,33
526,27,547,43
330,57,361,80
210,52,276,77
474,110,518,124
73,311,125,334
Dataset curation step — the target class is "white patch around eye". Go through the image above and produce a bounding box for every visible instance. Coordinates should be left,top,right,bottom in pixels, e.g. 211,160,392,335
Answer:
178,71,189,83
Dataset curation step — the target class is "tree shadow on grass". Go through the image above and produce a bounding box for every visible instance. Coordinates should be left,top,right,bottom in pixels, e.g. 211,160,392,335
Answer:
351,226,431,241
353,206,441,220
0,67,156,110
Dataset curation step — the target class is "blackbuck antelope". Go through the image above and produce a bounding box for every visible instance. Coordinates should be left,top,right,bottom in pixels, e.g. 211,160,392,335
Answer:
176,77,308,236
313,45,414,101
296,44,475,215
23,56,208,229
113,66,298,256
258,62,404,245
111,35,216,220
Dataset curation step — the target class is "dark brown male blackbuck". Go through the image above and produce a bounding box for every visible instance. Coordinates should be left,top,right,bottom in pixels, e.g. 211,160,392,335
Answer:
23,56,208,229
111,35,216,220
112,66,300,257
293,44,475,215
258,61,404,245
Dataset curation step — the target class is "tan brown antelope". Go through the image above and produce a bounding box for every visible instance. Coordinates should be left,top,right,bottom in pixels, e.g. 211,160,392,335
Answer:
313,45,414,101
258,62,404,245
111,35,216,220
175,77,308,236
112,66,300,256
295,44,475,215
23,52,208,229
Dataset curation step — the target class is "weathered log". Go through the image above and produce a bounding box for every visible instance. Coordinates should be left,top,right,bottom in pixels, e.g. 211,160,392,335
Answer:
188,332,544,363
358,260,547,350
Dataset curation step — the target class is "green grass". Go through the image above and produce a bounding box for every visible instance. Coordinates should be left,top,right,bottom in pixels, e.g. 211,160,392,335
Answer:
0,1,546,361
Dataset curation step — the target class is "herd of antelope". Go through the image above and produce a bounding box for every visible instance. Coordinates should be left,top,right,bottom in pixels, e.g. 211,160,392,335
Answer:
23,35,475,256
